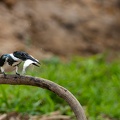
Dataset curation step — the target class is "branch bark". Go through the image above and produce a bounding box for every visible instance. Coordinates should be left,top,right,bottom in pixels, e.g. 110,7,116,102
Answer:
0,75,87,120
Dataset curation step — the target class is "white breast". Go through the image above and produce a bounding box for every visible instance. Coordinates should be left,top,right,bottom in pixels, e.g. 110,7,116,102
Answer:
23,59,35,68
22,59,36,74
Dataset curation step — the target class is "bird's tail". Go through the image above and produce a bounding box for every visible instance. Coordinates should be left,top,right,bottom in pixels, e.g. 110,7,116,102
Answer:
0,54,8,66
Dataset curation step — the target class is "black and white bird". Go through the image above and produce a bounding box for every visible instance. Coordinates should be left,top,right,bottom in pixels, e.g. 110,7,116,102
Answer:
0,51,40,77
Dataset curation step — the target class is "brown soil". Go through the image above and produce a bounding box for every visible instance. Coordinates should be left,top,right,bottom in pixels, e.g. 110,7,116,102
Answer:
0,0,120,59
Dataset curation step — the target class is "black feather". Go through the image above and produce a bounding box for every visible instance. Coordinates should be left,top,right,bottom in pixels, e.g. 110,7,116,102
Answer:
0,54,8,66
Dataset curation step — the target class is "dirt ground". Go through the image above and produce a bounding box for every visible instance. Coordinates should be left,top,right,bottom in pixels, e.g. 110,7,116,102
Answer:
0,0,120,60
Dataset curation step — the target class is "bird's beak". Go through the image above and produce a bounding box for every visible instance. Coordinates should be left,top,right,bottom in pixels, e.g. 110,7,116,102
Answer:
27,55,40,64
32,63,40,67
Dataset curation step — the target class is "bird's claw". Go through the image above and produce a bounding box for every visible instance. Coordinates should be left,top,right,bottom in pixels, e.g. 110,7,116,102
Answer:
16,72,20,75
16,72,21,77
2,72,7,78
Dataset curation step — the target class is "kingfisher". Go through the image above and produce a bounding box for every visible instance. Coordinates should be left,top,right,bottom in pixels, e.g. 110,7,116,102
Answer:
0,51,40,77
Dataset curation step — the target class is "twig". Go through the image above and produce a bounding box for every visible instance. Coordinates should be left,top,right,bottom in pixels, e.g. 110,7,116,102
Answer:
0,75,87,120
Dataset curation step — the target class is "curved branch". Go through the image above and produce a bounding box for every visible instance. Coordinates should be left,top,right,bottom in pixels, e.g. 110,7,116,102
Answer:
0,75,86,120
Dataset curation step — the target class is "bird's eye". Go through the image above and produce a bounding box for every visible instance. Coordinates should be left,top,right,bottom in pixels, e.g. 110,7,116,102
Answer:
21,53,25,57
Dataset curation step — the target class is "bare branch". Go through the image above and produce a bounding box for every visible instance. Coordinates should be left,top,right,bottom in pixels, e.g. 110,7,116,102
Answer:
0,75,87,120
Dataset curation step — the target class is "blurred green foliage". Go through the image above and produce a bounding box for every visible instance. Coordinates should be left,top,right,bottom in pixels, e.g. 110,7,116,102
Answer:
0,55,120,120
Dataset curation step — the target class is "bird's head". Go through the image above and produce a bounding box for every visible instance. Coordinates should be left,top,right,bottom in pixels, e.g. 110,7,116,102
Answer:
13,51,40,65
13,51,29,61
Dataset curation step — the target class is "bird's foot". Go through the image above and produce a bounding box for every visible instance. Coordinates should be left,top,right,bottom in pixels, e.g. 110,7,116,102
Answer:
16,72,20,75
16,72,21,77
2,72,7,78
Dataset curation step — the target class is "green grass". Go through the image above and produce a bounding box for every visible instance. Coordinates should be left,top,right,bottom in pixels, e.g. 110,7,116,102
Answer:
0,54,120,120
